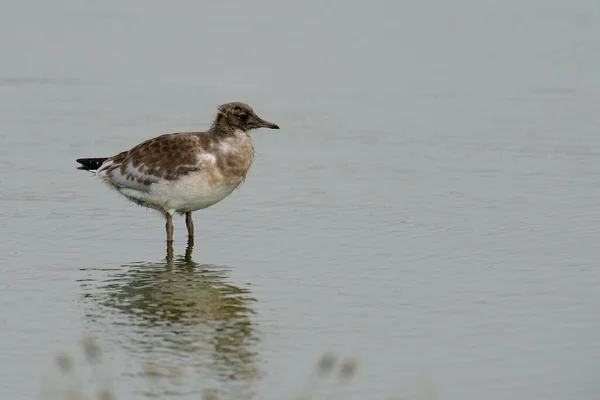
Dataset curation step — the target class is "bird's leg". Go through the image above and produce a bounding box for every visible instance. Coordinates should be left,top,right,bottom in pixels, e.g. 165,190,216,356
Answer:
165,213,174,243
166,240,174,271
185,235,194,261
185,212,194,238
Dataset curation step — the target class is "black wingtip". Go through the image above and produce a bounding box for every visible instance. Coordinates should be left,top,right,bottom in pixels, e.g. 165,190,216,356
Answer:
76,157,109,171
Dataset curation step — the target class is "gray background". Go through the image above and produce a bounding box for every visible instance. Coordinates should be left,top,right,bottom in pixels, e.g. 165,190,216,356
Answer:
1,0,599,399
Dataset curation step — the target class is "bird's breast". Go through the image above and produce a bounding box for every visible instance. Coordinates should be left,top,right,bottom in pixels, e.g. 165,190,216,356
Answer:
213,133,255,186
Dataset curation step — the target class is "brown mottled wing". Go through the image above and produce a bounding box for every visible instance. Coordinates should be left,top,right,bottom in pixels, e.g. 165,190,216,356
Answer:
97,132,207,192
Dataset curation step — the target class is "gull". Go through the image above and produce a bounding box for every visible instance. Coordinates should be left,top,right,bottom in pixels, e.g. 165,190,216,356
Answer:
76,102,279,242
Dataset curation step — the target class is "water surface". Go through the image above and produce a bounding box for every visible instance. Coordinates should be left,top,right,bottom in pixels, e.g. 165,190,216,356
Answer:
1,0,599,399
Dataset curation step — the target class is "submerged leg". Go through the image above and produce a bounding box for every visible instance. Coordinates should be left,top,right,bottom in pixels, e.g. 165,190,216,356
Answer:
185,235,194,261
165,213,174,243
185,212,194,237
166,239,174,269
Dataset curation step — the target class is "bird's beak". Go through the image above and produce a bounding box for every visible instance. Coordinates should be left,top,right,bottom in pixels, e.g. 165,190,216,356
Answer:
255,116,280,130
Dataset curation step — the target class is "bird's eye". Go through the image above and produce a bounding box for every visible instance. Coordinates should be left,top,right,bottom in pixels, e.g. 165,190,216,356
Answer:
239,113,249,122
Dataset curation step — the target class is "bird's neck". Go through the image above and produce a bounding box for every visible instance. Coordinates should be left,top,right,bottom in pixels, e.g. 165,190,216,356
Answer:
210,114,238,136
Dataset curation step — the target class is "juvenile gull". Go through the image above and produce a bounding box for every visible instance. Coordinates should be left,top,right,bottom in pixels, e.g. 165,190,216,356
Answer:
76,102,279,243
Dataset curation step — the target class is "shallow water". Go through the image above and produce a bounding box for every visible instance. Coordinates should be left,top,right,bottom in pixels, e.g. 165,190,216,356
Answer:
1,0,600,399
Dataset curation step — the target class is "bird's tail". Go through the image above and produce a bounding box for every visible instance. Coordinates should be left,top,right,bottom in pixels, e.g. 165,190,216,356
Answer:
76,157,109,171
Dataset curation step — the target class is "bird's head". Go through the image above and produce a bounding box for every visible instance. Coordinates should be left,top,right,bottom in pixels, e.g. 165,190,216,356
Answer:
213,102,279,132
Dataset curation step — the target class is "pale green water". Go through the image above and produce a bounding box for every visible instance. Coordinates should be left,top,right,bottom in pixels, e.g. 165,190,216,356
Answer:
1,0,600,399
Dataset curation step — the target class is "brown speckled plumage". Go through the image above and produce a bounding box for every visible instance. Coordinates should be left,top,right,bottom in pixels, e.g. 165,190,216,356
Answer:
76,102,279,243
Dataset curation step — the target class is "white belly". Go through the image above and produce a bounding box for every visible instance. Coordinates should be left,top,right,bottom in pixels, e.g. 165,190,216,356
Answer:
117,171,241,214
159,171,240,212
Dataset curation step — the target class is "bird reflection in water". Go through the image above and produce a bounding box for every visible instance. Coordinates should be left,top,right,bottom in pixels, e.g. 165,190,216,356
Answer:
83,238,260,398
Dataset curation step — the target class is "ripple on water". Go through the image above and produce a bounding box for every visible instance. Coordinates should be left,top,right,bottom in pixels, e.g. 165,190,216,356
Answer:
76,240,261,399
